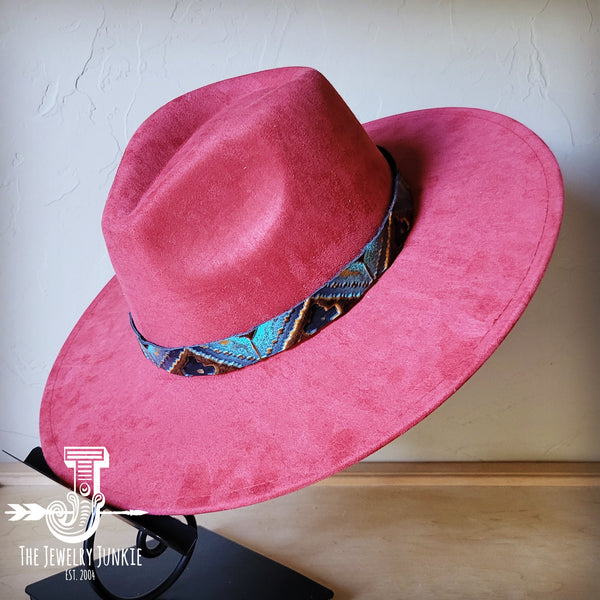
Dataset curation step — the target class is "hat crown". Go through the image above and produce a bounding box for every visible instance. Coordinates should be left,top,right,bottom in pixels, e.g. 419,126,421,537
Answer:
102,67,392,346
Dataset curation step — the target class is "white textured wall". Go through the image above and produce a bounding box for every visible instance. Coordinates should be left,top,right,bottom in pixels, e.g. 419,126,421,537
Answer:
1,0,599,461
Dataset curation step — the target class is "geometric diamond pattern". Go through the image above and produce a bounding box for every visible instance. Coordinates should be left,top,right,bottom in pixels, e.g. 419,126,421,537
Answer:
130,146,413,376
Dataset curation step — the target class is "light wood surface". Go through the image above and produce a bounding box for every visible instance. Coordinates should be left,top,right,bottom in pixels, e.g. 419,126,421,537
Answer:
3,461,599,487
1,463,599,599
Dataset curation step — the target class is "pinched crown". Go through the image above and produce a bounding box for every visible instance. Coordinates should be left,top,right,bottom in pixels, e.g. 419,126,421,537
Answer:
102,67,392,347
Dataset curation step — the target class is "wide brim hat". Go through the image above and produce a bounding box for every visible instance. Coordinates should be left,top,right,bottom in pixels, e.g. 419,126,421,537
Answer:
40,67,563,515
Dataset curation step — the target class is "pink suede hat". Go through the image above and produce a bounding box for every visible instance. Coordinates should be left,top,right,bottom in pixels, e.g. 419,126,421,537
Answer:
39,67,563,515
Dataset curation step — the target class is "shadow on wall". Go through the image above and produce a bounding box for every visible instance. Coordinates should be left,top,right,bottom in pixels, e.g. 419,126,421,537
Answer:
370,174,600,462
556,180,600,388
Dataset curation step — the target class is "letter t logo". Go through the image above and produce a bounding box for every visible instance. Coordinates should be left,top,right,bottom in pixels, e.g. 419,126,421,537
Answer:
63,447,109,498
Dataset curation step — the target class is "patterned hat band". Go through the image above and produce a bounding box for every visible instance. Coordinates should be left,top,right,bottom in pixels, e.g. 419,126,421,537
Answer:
130,147,413,376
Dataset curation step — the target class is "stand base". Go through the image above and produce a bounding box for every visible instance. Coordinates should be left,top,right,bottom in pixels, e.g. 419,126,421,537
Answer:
25,526,334,600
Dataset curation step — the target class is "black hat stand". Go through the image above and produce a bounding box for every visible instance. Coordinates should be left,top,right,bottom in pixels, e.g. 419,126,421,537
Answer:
17,448,334,600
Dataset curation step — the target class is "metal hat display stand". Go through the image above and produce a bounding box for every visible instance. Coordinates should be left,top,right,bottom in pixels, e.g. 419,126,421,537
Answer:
16,447,334,600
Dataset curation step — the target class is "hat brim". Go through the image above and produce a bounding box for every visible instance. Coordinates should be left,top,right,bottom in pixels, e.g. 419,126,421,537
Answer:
40,108,563,515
